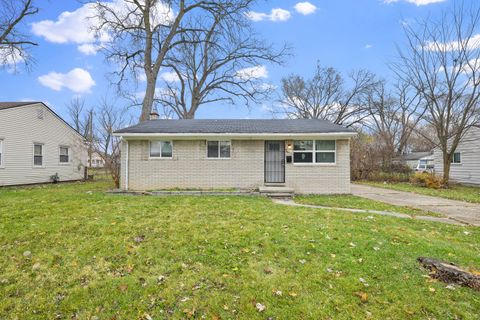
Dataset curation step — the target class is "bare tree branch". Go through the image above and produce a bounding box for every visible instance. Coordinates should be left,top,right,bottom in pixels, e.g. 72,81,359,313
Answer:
279,62,378,127
0,0,38,69
393,2,480,184
90,0,261,122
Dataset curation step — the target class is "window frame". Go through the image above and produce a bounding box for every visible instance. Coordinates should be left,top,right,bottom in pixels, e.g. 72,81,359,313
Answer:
293,140,336,166
33,143,44,168
0,138,4,169
149,140,173,159
206,140,231,159
59,146,70,164
451,151,462,164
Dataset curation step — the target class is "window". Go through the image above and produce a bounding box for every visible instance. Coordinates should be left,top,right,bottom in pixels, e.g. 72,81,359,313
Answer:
451,152,461,164
293,140,336,164
150,141,173,158
0,139,4,168
207,141,231,158
59,146,69,163
33,143,43,166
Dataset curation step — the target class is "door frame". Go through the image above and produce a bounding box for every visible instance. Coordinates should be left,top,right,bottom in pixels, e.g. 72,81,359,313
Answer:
264,140,286,184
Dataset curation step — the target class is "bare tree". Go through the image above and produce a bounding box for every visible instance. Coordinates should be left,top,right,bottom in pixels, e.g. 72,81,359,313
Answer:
94,97,130,188
394,3,480,184
67,97,92,138
91,0,258,122
279,62,378,127
156,9,289,118
366,80,426,165
67,97,95,169
0,0,38,68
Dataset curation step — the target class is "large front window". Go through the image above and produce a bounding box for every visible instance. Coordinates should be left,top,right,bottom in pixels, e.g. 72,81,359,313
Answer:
150,141,173,158
207,141,231,158
293,140,336,164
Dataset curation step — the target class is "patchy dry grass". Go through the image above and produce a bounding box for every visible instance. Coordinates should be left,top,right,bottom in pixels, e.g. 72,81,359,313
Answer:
0,181,479,319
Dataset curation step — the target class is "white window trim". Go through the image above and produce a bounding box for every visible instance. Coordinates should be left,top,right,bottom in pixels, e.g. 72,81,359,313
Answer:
206,140,231,159
451,151,462,165
33,143,45,168
292,140,336,166
149,140,173,159
59,145,71,165
0,138,4,169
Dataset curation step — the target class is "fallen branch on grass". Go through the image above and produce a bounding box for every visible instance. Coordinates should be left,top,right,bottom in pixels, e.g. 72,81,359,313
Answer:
417,257,480,290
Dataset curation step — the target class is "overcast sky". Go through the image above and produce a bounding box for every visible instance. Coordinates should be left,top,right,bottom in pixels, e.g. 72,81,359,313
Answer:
0,0,463,121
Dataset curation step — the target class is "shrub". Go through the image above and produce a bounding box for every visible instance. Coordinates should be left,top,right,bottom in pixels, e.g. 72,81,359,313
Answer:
410,172,443,189
50,173,60,184
366,171,412,183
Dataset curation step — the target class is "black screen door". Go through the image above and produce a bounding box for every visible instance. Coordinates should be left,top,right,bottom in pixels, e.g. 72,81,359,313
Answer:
264,141,285,183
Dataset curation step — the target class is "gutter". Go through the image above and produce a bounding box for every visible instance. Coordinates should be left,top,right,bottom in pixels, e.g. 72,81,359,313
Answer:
113,132,358,140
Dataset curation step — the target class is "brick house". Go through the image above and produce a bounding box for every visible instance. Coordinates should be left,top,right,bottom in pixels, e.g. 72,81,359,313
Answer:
114,119,356,194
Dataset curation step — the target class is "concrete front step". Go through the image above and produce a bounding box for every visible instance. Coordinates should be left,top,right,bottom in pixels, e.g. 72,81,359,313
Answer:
263,193,295,198
259,186,294,198
259,186,294,193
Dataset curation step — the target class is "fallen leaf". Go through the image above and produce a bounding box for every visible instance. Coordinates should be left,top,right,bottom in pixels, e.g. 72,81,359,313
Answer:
429,287,436,293
255,303,266,312
183,308,195,318
354,291,368,302
288,292,298,297
118,284,128,292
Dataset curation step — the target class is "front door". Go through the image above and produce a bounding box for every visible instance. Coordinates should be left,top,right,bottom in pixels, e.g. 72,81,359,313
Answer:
264,141,285,183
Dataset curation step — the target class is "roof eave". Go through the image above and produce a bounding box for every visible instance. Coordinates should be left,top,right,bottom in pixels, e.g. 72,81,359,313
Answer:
113,132,357,140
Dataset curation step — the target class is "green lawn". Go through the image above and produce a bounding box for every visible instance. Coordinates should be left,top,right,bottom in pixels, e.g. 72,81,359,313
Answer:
295,194,441,217
1,182,479,319
358,181,480,204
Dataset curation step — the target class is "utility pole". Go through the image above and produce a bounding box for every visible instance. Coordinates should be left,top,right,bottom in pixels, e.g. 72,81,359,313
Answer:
88,109,93,170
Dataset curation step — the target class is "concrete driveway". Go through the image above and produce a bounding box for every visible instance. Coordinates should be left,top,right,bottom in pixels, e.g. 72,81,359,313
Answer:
351,184,480,226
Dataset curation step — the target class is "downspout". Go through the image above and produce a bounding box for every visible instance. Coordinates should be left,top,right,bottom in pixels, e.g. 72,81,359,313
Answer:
125,140,129,191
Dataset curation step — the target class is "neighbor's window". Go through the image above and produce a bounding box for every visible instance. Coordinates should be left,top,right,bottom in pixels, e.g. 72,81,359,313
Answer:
33,143,43,166
59,146,69,163
293,140,335,164
207,141,231,158
150,141,173,158
0,139,4,168
451,152,461,164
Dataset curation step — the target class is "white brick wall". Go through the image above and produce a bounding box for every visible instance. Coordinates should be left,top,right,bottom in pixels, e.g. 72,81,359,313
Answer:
120,139,351,194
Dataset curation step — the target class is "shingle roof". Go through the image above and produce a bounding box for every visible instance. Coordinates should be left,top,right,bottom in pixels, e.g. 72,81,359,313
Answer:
396,152,433,161
0,101,41,110
115,119,356,135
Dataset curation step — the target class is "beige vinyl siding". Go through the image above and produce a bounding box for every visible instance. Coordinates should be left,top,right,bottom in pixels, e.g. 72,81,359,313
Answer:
0,103,87,186
434,127,480,185
121,138,351,194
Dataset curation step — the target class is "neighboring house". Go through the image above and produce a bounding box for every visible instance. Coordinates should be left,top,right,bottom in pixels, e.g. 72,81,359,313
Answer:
114,119,356,194
394,152,434,171
88,152,106,168
434,127,480,185
0,102,87,186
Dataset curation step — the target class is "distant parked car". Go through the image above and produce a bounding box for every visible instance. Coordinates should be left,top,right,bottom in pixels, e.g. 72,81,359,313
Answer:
393,151,434,172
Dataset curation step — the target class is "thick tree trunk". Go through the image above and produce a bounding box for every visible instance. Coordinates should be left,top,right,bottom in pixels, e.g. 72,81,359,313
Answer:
442,152,451,185
140,80,156,122
418,257,480,290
